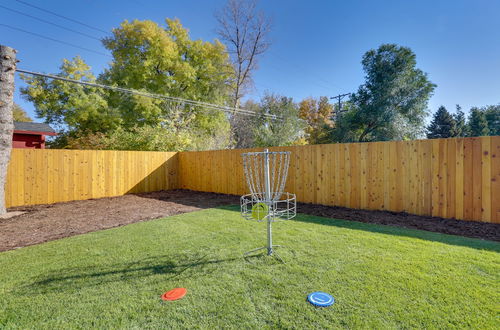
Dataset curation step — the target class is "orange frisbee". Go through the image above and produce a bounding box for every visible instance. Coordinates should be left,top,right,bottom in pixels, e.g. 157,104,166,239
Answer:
161,288,187,301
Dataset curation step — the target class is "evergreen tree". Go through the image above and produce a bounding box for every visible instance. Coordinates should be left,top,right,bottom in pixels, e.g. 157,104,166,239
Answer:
426,106,456,139
451,104,468,137
468,107,489,137
484,105,500,136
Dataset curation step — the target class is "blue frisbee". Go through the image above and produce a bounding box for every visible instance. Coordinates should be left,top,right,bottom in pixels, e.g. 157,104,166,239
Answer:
307,291,334,307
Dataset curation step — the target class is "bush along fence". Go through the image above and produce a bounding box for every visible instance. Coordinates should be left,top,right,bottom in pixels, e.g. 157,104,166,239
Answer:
6,136,500,223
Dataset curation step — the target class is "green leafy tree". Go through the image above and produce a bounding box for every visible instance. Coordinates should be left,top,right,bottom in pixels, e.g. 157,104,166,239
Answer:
101,19,233,126
427,106,456,139
299,96,334,144
452,105,468,137
329,102,362,142
333,44,435,142
253,93,304,147
21,57,119,135
21,19,235,151
468,107,489,137
13,103,32,122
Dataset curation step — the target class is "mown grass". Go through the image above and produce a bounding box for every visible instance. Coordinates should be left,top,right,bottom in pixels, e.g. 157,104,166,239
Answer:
0,205,498,329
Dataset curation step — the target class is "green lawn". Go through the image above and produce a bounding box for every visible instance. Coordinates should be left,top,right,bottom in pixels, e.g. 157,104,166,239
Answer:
0,206,499,329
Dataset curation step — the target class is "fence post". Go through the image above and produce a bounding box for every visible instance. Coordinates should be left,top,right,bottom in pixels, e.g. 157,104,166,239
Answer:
0,45,17,214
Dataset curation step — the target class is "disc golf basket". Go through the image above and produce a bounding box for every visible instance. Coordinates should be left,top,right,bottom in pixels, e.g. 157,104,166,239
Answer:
240,149,296,261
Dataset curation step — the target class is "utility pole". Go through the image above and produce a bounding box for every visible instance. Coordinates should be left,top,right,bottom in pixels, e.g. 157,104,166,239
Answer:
0,45,17,215
330,93,350,120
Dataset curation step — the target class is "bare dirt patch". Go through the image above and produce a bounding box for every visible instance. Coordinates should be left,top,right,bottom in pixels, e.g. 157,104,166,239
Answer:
2,189,498,252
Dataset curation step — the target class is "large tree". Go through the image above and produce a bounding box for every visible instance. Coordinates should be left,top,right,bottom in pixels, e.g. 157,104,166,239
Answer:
427,106,456,139
468,107,490,137
299,96,334,144
0,45,16,215
451,105,468,137
21,19,235,151
21,57,117,134
483,105,500,136
333,44,435,142
215,0,271,108
13,103,32,122
253,93,304,147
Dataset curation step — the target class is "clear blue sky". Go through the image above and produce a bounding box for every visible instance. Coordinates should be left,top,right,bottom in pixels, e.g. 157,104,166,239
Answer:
1,0,499,121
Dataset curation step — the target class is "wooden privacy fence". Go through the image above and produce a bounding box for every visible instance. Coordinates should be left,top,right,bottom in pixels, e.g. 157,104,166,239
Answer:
6,149,178,207
6,136,500,223
179,136,500,223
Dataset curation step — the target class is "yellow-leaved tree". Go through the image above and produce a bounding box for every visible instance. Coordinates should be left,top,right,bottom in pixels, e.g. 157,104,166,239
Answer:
299,96,334,144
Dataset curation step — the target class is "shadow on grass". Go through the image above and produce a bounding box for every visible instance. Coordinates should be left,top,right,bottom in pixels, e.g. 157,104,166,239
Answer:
215,205,500,253
16,252,259,295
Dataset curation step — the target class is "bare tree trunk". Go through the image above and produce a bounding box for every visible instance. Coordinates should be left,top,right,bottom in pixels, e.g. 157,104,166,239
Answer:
0,45,17,214
216,0,271,112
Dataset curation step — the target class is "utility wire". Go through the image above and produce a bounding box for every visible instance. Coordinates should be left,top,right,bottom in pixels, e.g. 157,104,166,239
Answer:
0,4,102,41
14,0,109,35
16,69,281,120
10,1,341,101
0,23,110,57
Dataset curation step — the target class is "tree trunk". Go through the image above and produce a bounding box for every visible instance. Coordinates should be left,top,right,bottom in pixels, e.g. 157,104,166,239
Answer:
0,45,17,214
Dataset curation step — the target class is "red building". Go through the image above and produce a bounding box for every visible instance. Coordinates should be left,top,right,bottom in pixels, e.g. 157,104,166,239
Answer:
13,122,57,149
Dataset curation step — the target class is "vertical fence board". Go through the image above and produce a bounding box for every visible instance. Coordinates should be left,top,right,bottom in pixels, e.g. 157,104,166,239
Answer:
463,138,474,220
472,138,483,221
481,137,491,222
350,143,360,209
359,143,368,209
455,139,464,219
344,144,351,208
446,139,456,219
491,136,500,223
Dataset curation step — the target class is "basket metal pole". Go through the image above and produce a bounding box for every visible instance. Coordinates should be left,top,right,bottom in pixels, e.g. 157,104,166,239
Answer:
263,149,273,255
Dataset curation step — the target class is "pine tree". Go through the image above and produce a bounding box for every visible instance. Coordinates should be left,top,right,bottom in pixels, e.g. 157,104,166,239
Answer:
427,106,456,139
451,105,468,137
468,108,489,137
484,105,500,136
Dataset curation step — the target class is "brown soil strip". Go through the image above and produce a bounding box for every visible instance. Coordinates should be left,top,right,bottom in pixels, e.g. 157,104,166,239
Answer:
297,202,500,242
2,190,498,252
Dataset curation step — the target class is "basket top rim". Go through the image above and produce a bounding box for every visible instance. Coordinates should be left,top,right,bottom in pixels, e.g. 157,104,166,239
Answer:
241,151,291,156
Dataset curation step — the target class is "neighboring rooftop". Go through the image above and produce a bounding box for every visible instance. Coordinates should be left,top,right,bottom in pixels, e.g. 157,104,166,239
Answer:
14,122,56,134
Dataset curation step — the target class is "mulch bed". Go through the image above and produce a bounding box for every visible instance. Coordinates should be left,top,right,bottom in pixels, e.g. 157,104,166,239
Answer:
1,189,498,252
297,203,500,242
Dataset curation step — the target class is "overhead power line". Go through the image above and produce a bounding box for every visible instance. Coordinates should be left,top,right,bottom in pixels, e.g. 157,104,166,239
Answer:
16,69,281,120
0,23,110,57
14,0,109,35
0,4,102,41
